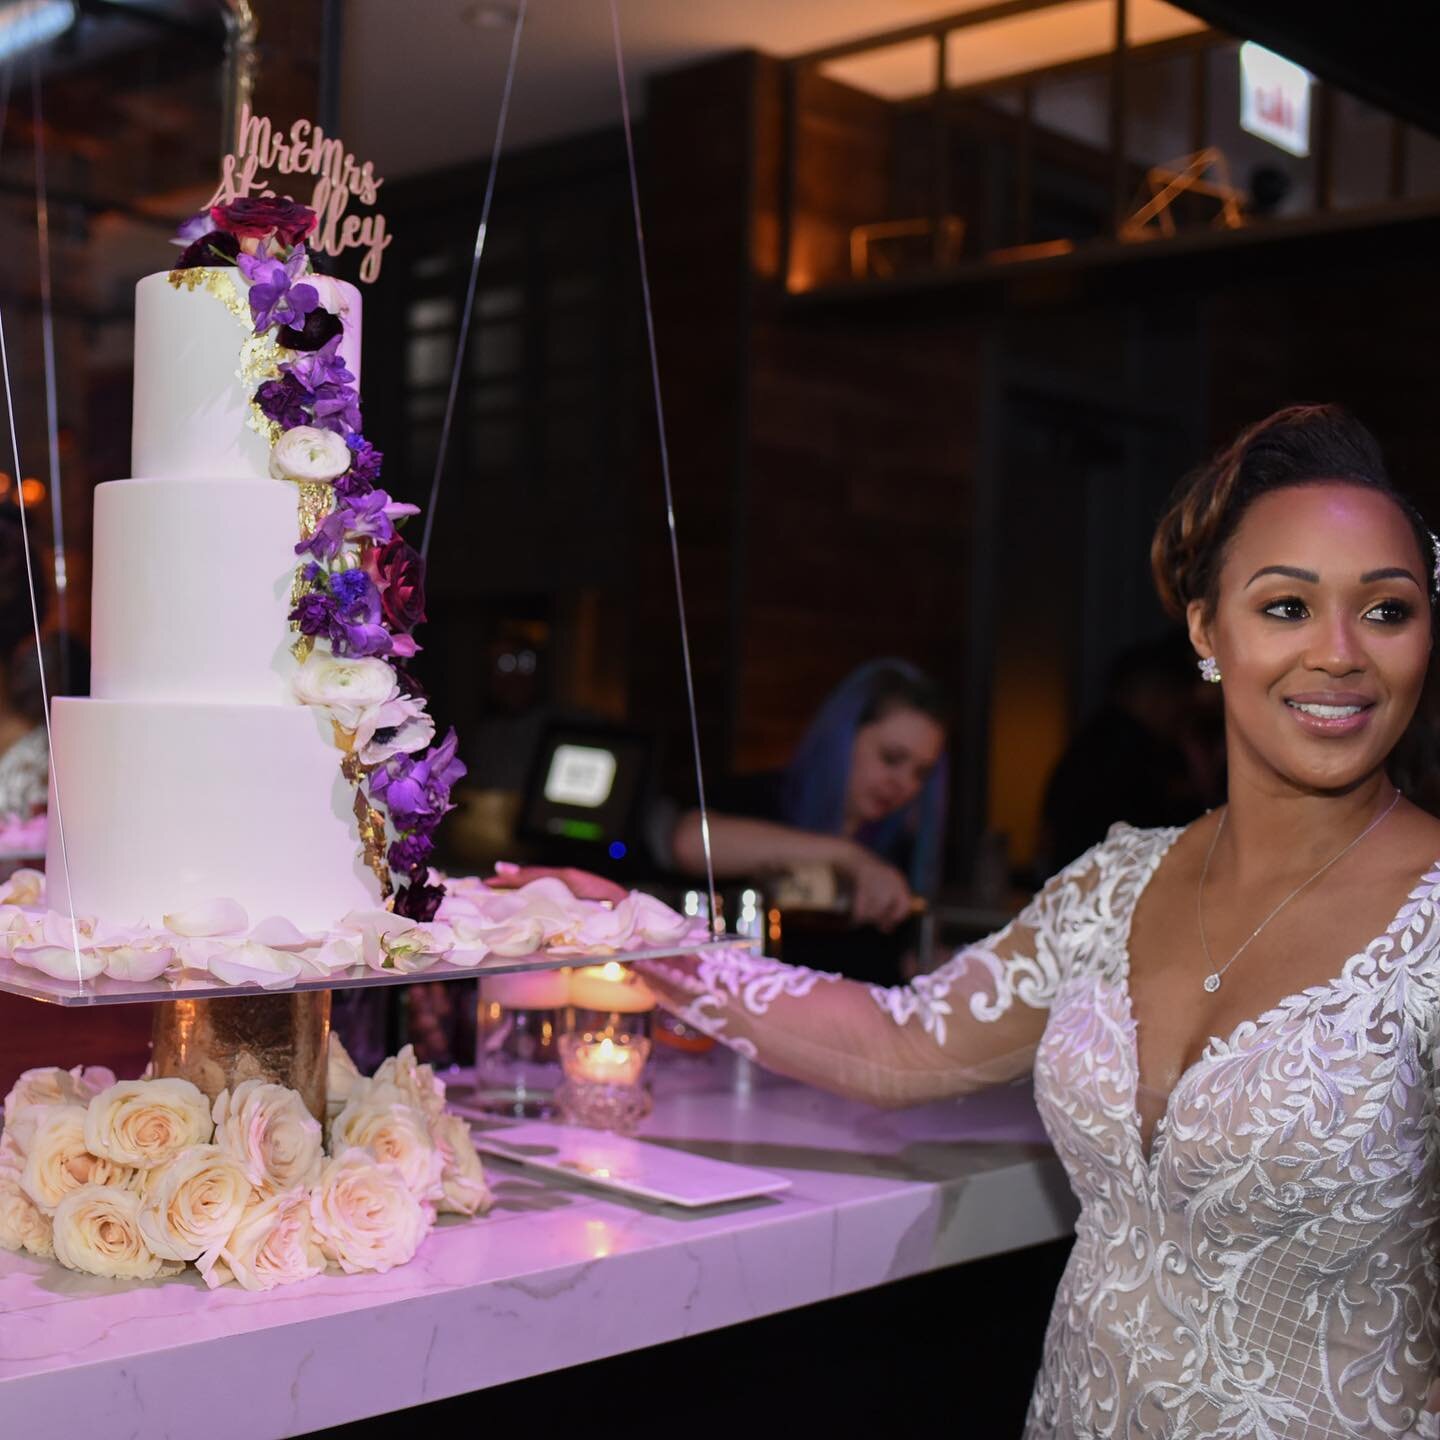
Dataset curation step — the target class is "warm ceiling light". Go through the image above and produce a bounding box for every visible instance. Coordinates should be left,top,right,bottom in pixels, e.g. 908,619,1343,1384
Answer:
20,477,46,506
0,0,77,63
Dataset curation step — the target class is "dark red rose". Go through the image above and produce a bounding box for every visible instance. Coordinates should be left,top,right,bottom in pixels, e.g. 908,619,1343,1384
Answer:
174,229,241,270
370,539,427,634
278,306,343,352
210,198,318,247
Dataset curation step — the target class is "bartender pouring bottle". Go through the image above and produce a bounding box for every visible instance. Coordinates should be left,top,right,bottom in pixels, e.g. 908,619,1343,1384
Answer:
667,659,948,986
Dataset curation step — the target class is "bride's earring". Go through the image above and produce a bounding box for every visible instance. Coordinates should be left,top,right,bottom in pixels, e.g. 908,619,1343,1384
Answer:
1198,656,1221,684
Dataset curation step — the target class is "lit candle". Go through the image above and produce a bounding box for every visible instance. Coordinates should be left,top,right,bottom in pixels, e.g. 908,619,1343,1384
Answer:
568,961,656,1014
562,1035,648,1088
481,968,571,1010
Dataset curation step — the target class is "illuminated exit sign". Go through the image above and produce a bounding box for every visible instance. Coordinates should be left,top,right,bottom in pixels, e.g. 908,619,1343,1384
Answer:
1239,42,1313,158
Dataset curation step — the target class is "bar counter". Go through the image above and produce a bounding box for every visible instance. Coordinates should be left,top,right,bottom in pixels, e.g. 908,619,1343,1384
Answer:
0,1053,1077,1439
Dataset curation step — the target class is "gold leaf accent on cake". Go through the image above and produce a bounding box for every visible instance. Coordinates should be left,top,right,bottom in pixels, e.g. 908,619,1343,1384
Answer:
295,482,334,542
352,783,393,901
167,265,251,327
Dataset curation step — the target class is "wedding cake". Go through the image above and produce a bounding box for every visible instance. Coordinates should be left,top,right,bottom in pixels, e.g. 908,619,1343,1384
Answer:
44,205,404,932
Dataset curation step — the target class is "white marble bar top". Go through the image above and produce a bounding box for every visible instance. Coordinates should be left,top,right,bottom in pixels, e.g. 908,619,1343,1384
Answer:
0,1054,1077,1439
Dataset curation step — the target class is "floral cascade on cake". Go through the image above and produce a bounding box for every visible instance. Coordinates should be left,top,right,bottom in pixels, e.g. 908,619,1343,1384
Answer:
0,1040,490,1288
176,196,450,920
0,868,702,988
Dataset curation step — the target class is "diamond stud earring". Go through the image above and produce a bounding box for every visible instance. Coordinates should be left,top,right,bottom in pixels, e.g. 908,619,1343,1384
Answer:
1198,656,1221,684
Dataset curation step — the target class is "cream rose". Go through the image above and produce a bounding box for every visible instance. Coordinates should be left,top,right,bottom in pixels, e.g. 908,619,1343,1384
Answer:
212,1080,322,1193
204,1186,326,1292
138,1144,252,1265
0,1164,53,1258
370,1045,446,1122
327,1034,366,1124
84,1078,213,1169
292,652,396,730
269,424,352,483
331,1090,443,1203
0,867,44,906
20,1105,139,1214
309,1150,429,1274
52,1184,184,1280
3,1064,117,1161
430,1114,492,1216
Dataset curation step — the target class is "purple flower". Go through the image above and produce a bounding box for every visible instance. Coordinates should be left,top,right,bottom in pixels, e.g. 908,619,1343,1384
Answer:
256,372,314,430
334,436,382,499
172,213,211,247
289,590,337,636
289,336,354,392
329,568,372,610
393,875,445,923
388,832,435,873
369,728,465,831
237,244,320,333
310,381,362,436
347,435,384,485
296,490,421,562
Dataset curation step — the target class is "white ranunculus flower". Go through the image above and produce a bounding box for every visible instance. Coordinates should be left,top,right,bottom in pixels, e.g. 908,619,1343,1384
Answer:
292,652,397,731
326,1034,366,1125
84,1078,213,1170
138,1144,252,1265
370,1045,446,1122
52,1184,184,1281
0,1164,53,1258
331,1090,443,1204
212,1080,322,1193
204,1185,326,1292
2,1064,117,1161
269,424,352,484
19,1105,139,1215
430,1113,492,1216
309,1150,430,1274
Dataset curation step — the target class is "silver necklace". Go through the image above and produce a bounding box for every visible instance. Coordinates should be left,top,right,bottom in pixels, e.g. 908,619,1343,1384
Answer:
1196,788,1402,994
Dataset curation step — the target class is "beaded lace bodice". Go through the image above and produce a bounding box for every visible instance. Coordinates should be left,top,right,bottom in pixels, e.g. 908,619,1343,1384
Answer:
638,825,1440,1438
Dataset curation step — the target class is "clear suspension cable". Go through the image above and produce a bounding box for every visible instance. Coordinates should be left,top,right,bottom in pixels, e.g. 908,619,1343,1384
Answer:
608,0,718,937
418,0,527,563
0,309,83,984
32,55,69,691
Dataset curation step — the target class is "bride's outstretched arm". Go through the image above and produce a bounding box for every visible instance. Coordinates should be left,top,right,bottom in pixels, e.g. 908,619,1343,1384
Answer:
637,844,1102,1109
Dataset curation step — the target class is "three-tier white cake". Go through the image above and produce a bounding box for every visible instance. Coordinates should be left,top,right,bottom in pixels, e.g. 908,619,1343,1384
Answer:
44,271,384,930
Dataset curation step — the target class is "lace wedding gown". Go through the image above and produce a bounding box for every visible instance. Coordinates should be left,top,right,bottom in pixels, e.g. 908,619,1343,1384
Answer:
639,824,1440,1438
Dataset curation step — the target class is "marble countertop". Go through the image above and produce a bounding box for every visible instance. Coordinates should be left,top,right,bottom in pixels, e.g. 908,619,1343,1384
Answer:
0,1053,1077,1439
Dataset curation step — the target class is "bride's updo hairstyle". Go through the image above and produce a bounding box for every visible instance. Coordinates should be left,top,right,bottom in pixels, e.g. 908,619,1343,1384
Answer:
1151,403,1435,621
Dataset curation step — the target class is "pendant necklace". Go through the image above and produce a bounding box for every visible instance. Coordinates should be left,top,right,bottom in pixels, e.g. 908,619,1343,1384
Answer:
1196,788,1402,994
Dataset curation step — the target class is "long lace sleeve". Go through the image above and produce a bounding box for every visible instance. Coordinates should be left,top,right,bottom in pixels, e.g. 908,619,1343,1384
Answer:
638,839,1115,1108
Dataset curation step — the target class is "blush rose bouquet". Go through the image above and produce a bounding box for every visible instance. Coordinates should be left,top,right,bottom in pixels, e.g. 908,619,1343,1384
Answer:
0,1038,491,1287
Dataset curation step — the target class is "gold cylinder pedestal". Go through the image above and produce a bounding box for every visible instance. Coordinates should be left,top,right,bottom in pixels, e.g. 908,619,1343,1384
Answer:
151,991,331,1122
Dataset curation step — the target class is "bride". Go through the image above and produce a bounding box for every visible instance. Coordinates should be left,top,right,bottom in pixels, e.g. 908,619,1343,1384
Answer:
636,405,1440,1438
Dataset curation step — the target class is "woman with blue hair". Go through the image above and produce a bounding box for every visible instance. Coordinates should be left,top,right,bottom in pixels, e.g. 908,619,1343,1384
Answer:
670,659,949,942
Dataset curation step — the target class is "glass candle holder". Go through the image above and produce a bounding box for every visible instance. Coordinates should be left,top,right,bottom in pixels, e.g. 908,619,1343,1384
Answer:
557,1029,653,1135
472,969,571,1118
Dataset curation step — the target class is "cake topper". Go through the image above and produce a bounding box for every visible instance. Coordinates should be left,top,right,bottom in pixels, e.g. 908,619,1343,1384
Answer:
205,105,392,283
